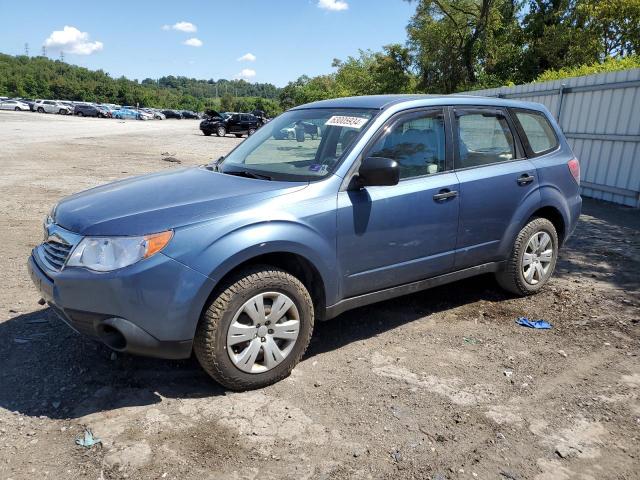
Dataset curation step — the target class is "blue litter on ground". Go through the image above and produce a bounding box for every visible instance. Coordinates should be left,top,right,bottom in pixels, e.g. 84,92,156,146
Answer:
75,428,101,448
516,317,552,329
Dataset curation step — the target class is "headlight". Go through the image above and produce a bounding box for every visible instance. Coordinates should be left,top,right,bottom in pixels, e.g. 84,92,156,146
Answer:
66,230,173,272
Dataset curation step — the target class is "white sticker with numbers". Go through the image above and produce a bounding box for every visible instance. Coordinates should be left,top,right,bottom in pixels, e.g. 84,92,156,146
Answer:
325,115,368,129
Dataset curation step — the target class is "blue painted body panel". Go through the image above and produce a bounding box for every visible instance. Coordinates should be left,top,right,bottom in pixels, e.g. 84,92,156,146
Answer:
29,95,582,358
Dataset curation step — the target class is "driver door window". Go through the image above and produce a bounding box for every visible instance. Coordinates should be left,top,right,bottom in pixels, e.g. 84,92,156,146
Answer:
368,109,447,179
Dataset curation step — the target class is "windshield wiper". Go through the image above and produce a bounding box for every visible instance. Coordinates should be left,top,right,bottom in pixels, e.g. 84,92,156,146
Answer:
224,169,272,181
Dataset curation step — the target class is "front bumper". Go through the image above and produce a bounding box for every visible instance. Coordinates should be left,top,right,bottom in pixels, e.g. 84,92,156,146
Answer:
28,249,216,359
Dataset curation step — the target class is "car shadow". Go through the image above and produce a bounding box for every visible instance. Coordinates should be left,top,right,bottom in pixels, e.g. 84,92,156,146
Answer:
0,308,225,420
0,275,509,421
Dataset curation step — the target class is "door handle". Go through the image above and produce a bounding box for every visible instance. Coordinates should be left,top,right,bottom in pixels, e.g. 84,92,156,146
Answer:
433,189,458,201
517,173,535,185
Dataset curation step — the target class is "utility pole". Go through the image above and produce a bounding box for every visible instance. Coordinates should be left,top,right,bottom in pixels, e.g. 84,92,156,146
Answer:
42,46,47,57
24,43,29,56
59,51,64,62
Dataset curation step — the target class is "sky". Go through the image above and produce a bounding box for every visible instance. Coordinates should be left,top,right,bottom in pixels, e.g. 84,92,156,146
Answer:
0,0,416,87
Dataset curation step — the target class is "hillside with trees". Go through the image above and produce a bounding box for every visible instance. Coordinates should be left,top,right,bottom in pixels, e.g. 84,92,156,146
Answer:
0,53,282,115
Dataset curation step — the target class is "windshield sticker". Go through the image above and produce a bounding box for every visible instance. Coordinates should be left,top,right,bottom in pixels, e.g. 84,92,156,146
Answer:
325,115,368,129
308,164,328,174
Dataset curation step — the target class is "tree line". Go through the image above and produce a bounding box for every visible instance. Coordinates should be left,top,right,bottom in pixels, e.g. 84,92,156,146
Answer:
0,53,281,115
1,1,638,114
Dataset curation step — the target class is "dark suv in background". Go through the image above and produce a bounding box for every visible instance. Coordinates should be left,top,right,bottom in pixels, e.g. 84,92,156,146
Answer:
74,104,110,118
200,110,262,137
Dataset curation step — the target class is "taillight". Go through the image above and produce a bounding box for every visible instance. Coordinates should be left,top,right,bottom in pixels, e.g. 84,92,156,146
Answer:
568,158,580,185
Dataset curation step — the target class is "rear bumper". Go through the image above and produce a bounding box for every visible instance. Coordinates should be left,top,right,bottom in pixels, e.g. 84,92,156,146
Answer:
28,251,215,359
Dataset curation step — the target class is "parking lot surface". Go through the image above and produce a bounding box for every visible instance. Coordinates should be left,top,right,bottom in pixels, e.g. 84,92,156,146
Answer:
0,111,638,479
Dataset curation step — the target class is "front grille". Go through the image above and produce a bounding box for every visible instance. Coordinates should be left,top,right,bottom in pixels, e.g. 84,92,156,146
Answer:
42,239,72,270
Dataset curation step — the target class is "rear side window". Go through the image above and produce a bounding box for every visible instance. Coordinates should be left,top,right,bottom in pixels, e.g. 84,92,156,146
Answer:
513,110,558,155
455,111,516,169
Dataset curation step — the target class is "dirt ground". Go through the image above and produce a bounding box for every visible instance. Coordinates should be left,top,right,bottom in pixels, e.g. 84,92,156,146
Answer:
0,111,638,480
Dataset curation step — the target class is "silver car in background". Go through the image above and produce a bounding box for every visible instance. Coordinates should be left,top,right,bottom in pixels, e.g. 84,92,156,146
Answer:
0,100,30,111
34,100,71,114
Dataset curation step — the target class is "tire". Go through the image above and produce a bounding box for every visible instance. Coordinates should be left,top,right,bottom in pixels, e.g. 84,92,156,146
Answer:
248,128,256,136
58,109,66,115
495,217,559,296
235,134,243,138
216,126,226,137
194,266,314,391
37,107,44,113
14,107,20,111
77,111,83,117
203,131,212,136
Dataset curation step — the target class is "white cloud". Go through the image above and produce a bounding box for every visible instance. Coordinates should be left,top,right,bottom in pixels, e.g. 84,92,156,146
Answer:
318,0,348,11
183,38,203,47
44,26,103,55
237,52,256,62
162,21,197,32
236,68,257,80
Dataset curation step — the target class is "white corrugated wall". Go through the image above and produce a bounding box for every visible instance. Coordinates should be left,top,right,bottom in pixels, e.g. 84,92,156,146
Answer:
465,68,640,207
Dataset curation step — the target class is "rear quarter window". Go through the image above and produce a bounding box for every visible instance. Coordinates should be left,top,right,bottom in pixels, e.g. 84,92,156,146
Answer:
512,109,559,156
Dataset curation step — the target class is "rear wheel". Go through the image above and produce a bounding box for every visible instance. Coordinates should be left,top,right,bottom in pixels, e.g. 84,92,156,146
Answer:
495,217,558,296
194,266,314,391
216,126,226,137
203,130,212,136
37,107,44,113
77,111,84,117
14,107,20,111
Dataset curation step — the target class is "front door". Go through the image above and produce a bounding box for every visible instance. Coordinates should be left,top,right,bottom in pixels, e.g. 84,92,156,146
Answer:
452,107,541,269
337,108,459,298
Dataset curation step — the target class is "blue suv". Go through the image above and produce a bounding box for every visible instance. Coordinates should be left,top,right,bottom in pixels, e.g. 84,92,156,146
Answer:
28,95,581,390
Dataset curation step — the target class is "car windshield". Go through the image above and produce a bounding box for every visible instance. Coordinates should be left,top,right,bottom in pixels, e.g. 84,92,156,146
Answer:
219,108,378,181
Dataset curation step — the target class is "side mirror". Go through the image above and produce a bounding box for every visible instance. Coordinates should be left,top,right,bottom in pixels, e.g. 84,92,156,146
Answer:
355,157,400,188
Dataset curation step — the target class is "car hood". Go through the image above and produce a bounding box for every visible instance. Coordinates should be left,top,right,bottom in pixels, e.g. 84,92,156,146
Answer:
54,167,308,236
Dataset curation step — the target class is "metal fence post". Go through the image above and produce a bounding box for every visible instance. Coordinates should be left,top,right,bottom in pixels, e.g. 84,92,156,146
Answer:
556,83,566,126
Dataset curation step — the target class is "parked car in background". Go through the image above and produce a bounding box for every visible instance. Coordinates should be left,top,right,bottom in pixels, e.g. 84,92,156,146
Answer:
200,110,261,137
28,95,581,391
74,104,110,118
34,100,71,115
113,108,143,120
161,110,183,119
58,102,75,115
138,110,154,121
181,110,199,119
17,98,36,111
142,108,165,120
0,99,31,111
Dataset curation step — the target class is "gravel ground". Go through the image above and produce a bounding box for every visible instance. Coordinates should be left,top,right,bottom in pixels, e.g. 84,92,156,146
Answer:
0,111,638,480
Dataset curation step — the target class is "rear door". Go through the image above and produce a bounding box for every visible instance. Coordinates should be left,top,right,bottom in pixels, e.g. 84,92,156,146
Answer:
337,107,459,298
452,106,540,269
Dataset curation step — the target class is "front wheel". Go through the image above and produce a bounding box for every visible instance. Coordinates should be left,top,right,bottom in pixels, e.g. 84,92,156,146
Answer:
37,107,44,113
216,126,226,137
495,217,558,296
235,134,243,138
59,109,66,115
194,266,314,391
203,130,212,136
248,128,256,136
